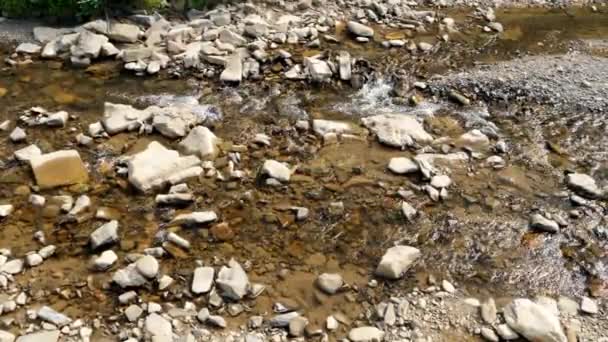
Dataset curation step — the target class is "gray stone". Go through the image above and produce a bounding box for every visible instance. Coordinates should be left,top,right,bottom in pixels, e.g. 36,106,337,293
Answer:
0,259,23,274
15,330,59,342
145,313,172,338
113,264,148,288
192,267,215,294
136,255,159,278
101,103,152,135
496,324,519,340
348,326,385,342
503,298,566,342
312,120,351,136
347,21,374,37
170,211,218,226
90,220,119,249
388,157,419,174
430,175,452,188
0,330,15,342
530,214,559,233
9,127,26,142
34,27,71,44
481,298,497,324
557,296,579,315
216,259,249,300
305,58,332,82
94,250,118,270
220,54,243,83
401,201,417,221
580,297,598,314
127,142,201,192
375,245,421,279
338,51,352,81
566,173,604,199
25,253,43,267
125,304,143,322
70,31,108,59
289,316,308,337
219,29,247,46
316,273,343,294
14,145,42,162
362,114,433,148
261,160,291,182
270,311,299,327
37,306,72,326
481,327,499,342
207,315,227,328
16,43,41,54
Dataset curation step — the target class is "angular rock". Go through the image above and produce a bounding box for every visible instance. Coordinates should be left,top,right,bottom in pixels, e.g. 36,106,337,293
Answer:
219,29,247,46
192,267,215,294
496,324,519,340
14,144,42,162
316,273,343,294
375,245,421,279
15,330,60,342
70,31,108,59
401,201,417,221
362,114,433,148
481,298,497,324
388,157,418,174
338,51,352,81
145,313,172,338
481,327,499,342
457,129,490,151
220,54,243,84
347,21,374,37
566,173,604,199
34,27,71,44
170,211,218,226
289,316,308,337
90,220,119,249
216,259,249,300
580,297,598,314
16,43,41,54
305,58,332,82
29,150,88,189
348,327,384,342
261,160,291,182
38,306,72,326
503,298,566,342
530,214,559,233
113,264,148,288
94,250,118,270
9,127,26,142
125,304,143,322
101,102,153,135
127,142,201,192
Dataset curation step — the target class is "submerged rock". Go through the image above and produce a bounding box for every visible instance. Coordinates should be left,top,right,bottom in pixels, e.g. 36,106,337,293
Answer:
503,298,566,342
375,245,421,279
29,150,88,189
362,114,433,148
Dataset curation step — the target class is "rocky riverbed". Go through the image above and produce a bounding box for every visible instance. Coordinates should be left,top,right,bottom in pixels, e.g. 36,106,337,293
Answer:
0,1,607,342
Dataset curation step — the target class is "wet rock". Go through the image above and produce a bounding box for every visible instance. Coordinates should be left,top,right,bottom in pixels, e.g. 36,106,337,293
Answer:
69,194,91,216
70,31,108,59
289,316,308,337
101,103,152,134
192,266,215,294
16,43,41,54
481,298,497,324
170,211,218,226
220,54,243,83
305,58,332,82
1,259,23,274
90,220,119,249
566,173,604,199
94,250,118,270
216,259,249,300
261,160,292,182
136,255,159,278
15,330,60,342
503,298,567,342
347,21,374,37
481,327,499,341
30,150,88,189
0,205,14,218
430,175,452,188
113,264,147,288
127,141,201,192
9,127,26,142
375,245,421,279
580,297,598,314
179,126,219,159
125,304,143,322
145,313,172,339
38,306,72,326
348,326,385,342
401,201,417,221
530,213,559,234
25,253,43,267
270,311,299,327
316,273,343,294
362,114,433,148
338,51,352,81
14,144,41,162
457,129,489,151
388,157,419,174
496,324,519,340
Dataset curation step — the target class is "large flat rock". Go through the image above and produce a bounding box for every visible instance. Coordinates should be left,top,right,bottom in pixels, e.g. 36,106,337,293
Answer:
29,150,88,189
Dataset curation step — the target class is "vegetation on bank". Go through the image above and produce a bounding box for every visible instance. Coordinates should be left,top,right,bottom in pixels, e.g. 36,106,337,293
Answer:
0,0,213,19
